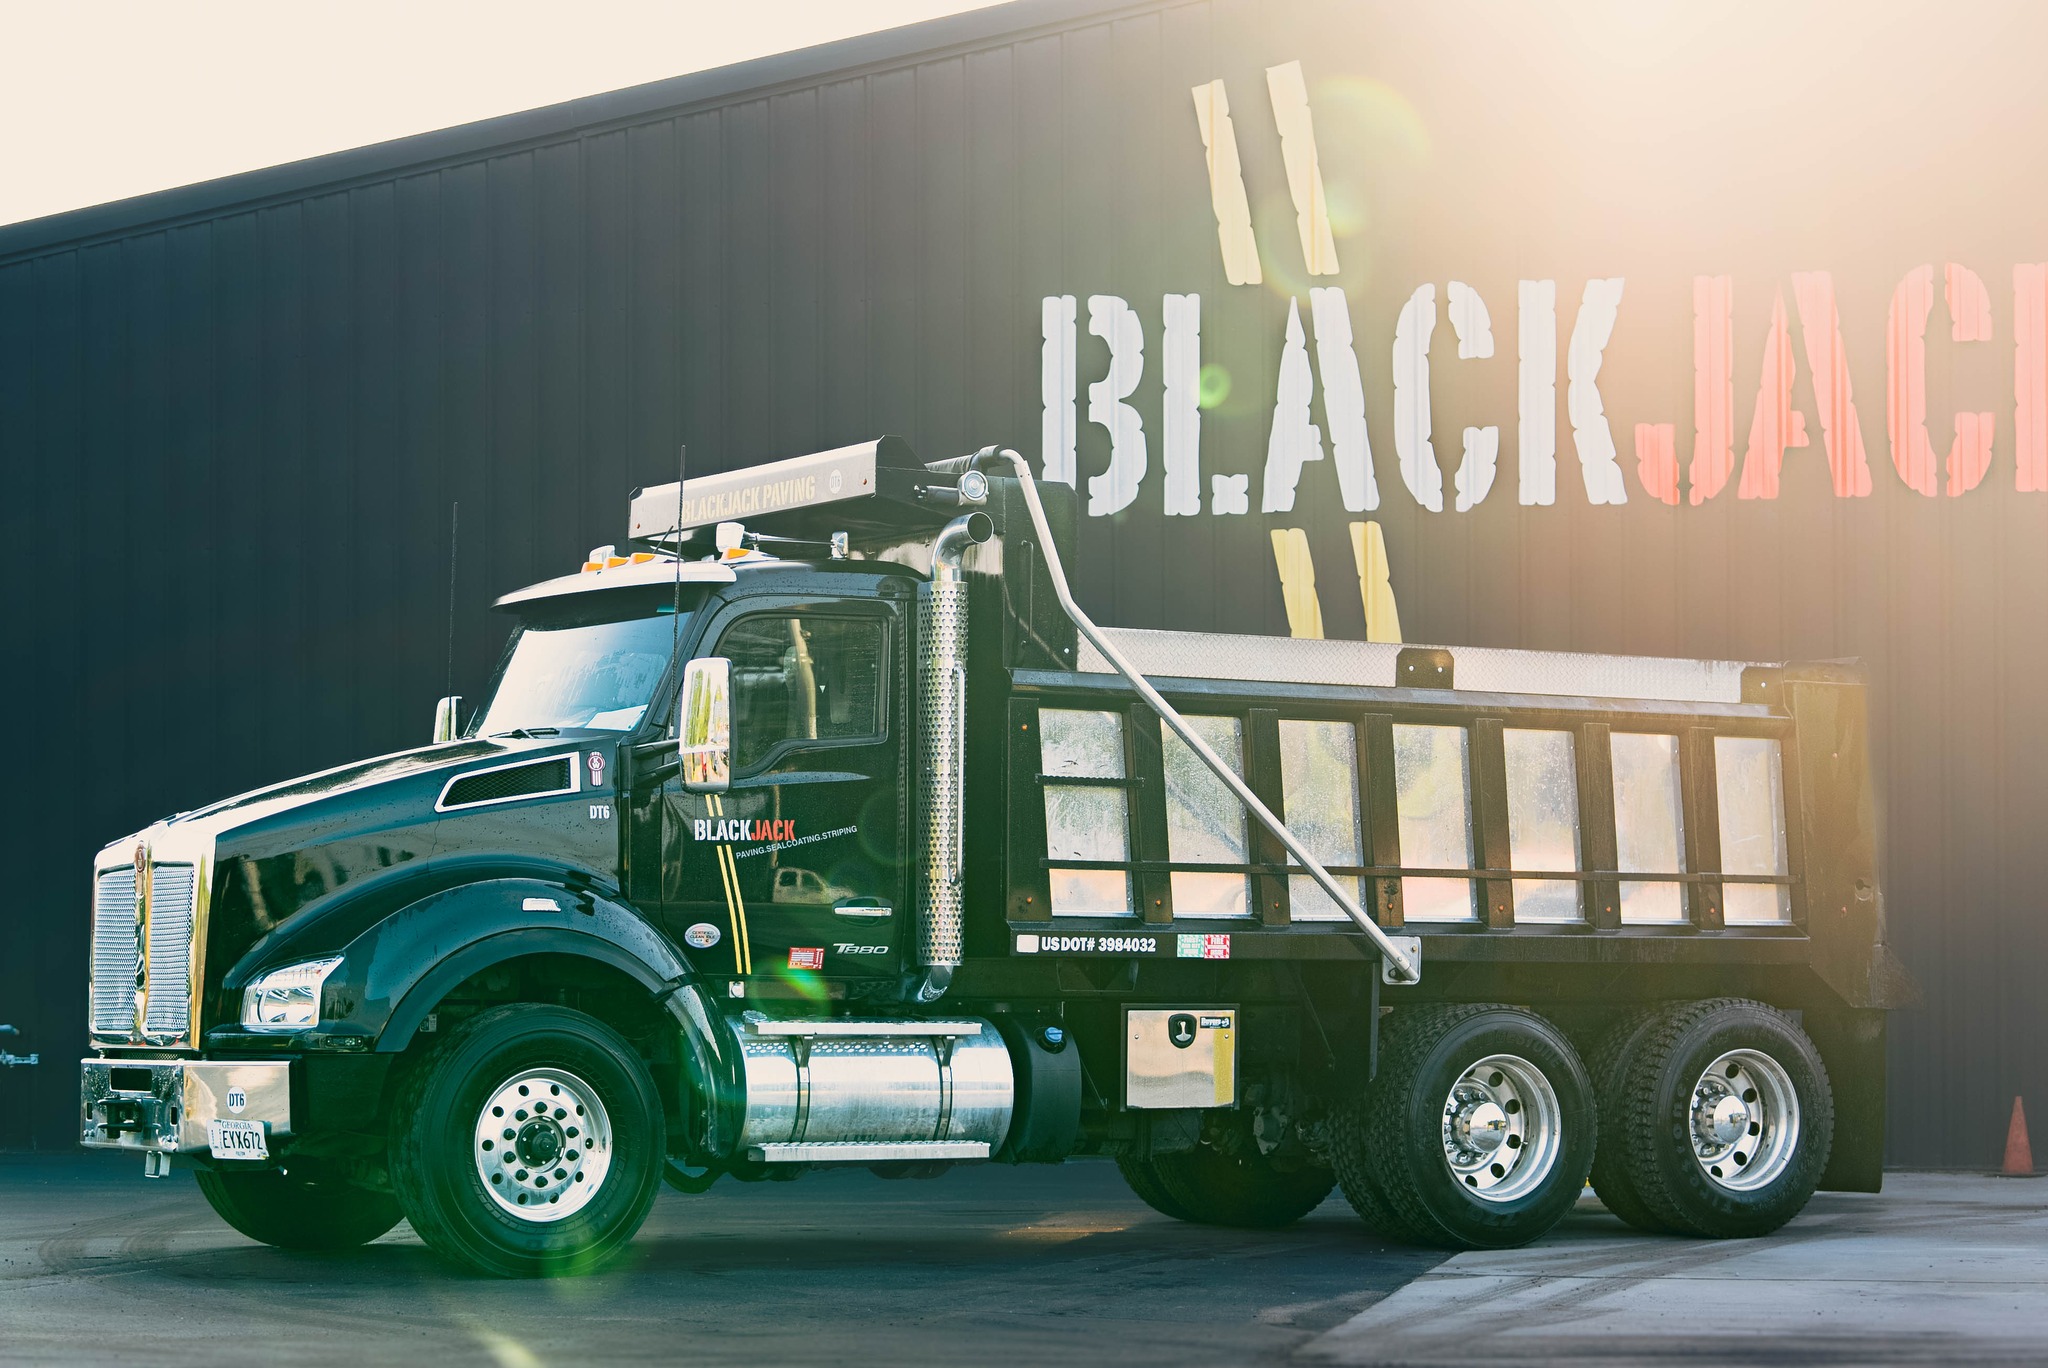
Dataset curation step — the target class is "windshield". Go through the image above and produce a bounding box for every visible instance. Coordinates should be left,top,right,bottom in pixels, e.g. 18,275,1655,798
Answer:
472,611,684,735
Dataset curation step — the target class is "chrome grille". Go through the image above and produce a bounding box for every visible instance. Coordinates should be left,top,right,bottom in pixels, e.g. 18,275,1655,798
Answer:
90,866,139,1036
143,864,197,1036
90,860,199,1040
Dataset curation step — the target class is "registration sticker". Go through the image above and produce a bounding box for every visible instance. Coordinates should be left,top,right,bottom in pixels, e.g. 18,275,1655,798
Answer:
1176,933,1231,960
788,946,826,971
207,1118,269,1160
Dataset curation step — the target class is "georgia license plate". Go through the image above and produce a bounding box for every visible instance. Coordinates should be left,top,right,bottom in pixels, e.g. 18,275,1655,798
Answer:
207,1118,269,1160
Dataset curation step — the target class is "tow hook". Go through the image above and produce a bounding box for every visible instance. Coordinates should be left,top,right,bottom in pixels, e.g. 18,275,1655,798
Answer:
99,1100,151,1136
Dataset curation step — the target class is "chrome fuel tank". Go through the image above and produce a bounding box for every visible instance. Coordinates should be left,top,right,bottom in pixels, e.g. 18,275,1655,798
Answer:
733,1014,1014,1164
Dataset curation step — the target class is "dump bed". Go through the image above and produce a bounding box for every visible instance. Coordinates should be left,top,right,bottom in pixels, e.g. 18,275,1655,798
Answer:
991,627,1911,1016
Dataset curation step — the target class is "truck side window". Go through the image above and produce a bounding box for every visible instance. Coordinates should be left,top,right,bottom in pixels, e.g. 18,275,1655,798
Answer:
1715,736,1791,923
1039,708,1133,917
1277,719,1363,922
1611,732,1687,922
1162,715,1251,919
1392,723,1477,922
1503,728,1582,922
715,613,884,771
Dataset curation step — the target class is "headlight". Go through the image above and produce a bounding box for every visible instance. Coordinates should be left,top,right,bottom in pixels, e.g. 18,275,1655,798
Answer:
240,957,342,1031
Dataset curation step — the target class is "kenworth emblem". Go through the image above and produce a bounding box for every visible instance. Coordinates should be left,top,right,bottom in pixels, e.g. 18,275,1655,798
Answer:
131,841,149,1035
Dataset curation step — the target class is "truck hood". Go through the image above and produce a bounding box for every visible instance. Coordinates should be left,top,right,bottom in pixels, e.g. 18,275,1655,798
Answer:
93,734,619,1033
97,733,595,867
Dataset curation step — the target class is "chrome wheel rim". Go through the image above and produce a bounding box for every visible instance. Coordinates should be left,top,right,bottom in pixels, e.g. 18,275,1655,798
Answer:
1689,1049,1799,1192
1440,1053,1562,1203
472,1067,613,1223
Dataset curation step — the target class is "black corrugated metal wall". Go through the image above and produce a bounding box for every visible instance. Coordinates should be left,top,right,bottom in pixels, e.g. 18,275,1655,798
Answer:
3,0,2043,1165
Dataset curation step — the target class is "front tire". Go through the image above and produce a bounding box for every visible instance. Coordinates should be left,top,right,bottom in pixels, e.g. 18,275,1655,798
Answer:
389,1004,666,1277
196,1162,403,1250
1609,998,1833,1239
1340,1004,1595,1250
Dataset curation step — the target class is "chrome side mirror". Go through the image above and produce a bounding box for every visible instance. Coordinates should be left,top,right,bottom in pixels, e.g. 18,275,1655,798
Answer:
677,657,731,793
432,695,463,743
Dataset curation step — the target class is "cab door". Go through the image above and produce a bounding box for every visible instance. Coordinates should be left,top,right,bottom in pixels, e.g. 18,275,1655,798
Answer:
657,595,907,991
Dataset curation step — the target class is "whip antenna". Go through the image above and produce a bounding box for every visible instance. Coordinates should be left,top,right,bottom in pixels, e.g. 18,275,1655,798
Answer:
444,500,460,706
673,446,686,657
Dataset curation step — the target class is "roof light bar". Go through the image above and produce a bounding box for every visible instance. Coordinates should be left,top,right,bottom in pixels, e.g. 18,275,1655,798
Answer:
626,435,971,543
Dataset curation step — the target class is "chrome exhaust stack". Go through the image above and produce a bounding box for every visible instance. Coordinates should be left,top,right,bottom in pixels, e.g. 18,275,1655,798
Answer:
915,511,993,1003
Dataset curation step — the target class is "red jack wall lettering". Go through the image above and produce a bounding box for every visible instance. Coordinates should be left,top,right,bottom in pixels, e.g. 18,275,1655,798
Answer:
1636,424,1679,505
1791,272,1874,498
1887,263,1995,498
1736,291,1806,500
1690,275,1736,504
2016,264,2048,493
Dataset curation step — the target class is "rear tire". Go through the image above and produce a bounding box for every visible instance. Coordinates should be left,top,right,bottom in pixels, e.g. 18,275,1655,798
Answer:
1116,1153,1195,1221
1118,1144,1334,1228
196,1162,403,1250
1610,998,1833,1239
1329,1088,1429,1243
1586,1007,1679,1234
389,1004,666,1277
1346,1004,1596,1250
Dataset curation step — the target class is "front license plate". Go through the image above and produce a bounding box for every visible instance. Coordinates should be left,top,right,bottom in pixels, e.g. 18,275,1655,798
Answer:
207,1118,269,1160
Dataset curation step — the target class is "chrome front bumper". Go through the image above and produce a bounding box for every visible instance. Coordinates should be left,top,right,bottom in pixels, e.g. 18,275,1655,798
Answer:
80,1057,292,1155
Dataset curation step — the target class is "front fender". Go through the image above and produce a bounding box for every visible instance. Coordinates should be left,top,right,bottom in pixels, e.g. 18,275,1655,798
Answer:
325,878,744,1158
312,878,686,1050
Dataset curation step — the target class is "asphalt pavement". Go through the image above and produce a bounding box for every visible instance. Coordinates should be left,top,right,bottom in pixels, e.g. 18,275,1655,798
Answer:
1309,1172,2048,1367
6,1156,2044,1366
0,1152,1442,1367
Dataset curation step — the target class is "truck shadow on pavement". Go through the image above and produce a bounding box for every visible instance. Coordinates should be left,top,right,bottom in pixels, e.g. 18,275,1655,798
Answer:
9,1162,1454,1367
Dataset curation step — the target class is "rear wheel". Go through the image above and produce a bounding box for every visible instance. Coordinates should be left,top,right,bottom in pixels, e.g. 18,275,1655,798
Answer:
196,1162,403,1250
1337,1004,1595,1250
1609,998,1833,1239
389,1004,666,1277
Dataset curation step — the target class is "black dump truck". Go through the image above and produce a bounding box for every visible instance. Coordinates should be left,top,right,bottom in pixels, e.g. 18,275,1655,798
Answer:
80,438,1914,1275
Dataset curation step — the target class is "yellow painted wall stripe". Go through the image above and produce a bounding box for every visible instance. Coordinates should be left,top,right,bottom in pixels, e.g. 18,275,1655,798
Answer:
1269,527,1325,639
1265,60,1340,277
1350,520,1403,643
1190,79,1262,287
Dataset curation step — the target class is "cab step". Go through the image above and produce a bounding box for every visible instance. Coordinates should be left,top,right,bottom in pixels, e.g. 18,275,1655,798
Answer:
747,1140,991,1164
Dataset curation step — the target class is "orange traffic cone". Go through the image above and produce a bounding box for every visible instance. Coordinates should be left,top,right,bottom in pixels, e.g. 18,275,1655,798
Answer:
2003,1096,2034,1176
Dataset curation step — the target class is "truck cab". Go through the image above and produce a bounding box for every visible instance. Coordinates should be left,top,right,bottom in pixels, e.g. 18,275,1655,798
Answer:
78,437,1913,1276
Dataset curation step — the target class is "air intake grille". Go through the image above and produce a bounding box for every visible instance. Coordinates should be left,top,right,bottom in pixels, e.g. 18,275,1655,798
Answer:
89,862,197,1040
144,865,197,1036
90,867,139,1036
441,756,575,809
